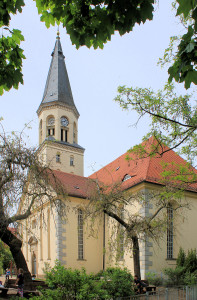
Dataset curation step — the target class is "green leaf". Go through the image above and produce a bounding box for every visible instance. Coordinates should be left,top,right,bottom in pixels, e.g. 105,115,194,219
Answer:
184,70,197,89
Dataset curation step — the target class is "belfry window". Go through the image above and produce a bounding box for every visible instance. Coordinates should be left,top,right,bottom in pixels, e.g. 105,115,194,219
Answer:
47,117,55,136
60,116,69,142
167,205,173,259
61,129,67,142
78,209,84,260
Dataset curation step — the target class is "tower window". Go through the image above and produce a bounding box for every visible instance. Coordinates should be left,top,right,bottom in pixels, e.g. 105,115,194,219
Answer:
48,128,55,136
61,129,67,142
56,154,60,163
47,116,55,137
70,156,74,166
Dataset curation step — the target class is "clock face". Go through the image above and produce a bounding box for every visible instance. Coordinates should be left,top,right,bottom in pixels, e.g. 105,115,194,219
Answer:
48,117,55,126
61,117,69,127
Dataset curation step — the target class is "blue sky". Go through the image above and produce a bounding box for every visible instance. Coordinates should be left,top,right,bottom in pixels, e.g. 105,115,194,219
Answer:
1,0,186,176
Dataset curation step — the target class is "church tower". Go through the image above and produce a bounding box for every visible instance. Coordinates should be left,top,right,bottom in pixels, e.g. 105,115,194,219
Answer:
37,33,85,176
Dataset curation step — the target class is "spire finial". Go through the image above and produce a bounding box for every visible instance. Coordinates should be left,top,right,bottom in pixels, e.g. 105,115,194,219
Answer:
57,26,60,39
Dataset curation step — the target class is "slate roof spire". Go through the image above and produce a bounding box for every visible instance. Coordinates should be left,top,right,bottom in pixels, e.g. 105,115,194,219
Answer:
37,32,79,116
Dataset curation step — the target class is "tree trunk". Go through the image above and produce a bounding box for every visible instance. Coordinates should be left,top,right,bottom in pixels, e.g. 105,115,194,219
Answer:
132,235,141,279
0,228,32,284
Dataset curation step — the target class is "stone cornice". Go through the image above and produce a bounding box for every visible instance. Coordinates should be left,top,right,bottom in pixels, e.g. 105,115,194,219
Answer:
37,101,80,119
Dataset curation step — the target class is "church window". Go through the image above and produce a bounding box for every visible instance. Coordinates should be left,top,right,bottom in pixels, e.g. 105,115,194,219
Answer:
70,156,74,166
56,154,60,163
78,209,84,260
167,205,173,259
61,129,67,142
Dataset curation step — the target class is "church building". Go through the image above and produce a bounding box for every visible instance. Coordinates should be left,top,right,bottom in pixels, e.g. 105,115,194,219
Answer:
18,33,197,279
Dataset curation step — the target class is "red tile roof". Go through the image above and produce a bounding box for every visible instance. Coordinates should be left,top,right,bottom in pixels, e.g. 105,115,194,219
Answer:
89,137,197,193
50,170,96,198
49,137,197,197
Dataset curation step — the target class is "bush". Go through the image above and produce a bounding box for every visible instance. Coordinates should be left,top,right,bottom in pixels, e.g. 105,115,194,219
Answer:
184,270,197,286
145,272,163,286
176,247,186,268
97,267,135,299
31,262,134,299
184,249,197,274
163,266,185,286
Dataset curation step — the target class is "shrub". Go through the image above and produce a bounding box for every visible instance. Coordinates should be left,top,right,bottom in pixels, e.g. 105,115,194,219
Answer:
145,272,163,286
184,249,197,274
176,247,186,268
163,266,185,286
184,270,197,286
98,267,135,299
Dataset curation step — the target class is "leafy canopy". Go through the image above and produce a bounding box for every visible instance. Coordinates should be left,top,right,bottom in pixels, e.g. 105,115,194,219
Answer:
115,83,197,168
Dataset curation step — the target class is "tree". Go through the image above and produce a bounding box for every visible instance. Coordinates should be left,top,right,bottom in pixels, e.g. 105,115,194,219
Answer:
0,124,67,284
84,179,186,278
0,239,14,271
115,83,197,175
2,0,197,95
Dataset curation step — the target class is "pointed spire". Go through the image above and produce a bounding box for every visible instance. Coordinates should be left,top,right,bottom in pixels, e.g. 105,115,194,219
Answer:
37,34,79,116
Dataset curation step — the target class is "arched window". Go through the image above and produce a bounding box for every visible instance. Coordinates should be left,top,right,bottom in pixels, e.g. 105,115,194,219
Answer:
78,209,84,260
60,116,69,142
47,116,55,137
167,205,173,259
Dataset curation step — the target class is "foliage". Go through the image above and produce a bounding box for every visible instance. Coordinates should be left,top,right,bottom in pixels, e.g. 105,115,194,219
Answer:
0,240,14,271
0,125,67,280
115,83,197,169
184,249,197,273
35,0,154,49
163,247,197,286
145,271,163,286
176,247,186,267
163,266,185,286
97,267,134,299
43,261,110,299
184,270,197,286
0,0,25,95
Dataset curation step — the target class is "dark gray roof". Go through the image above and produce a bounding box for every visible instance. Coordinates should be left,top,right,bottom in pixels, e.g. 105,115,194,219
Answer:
38,36,79,115
44,139,85,151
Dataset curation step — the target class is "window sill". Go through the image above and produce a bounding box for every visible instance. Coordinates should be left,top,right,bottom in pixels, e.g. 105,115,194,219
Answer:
77,259,86,261
166,258,176,261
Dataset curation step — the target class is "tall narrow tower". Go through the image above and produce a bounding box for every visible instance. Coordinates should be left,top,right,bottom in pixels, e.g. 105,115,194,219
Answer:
37,33,84,176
